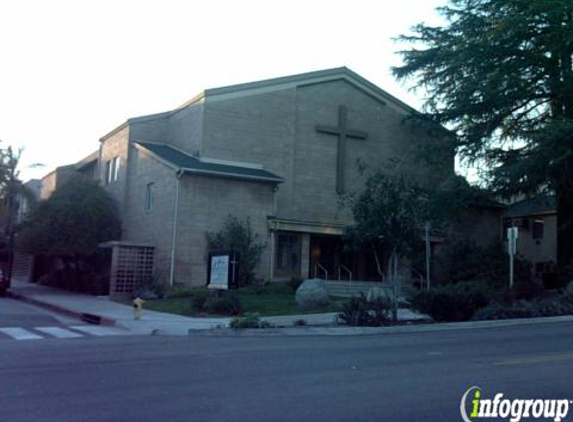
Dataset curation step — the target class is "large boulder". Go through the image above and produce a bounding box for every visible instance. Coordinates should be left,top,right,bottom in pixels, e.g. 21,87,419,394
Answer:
295,278,331,309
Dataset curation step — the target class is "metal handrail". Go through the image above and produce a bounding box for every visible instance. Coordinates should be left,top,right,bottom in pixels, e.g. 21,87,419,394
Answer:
338,265,352,283
315,263,328,280
338,264,353,294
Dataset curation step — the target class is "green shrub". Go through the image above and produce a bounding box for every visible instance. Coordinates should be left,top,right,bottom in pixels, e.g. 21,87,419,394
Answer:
434,240,532,287
133,282,166,300
165,284,193,298
205,216,266,286
230,313,271,329
203,291,242,315
190,289,210,310
337,294,392,326
289,277,304,292
473,299,573,321
252,283,266,295
506,281,544,301
409,282,493,322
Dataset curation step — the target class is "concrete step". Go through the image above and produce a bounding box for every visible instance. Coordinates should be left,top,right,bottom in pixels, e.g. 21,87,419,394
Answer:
325,280,415,298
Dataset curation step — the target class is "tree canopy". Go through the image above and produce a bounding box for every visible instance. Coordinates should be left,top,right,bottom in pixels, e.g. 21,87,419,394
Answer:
16,179,121,258
393,0,573,266
346,172,427,263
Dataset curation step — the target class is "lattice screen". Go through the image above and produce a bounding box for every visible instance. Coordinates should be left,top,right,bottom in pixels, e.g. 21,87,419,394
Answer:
110,244,154,296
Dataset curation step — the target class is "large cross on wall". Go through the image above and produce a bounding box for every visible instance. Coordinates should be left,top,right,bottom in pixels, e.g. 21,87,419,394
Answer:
315,105,368,194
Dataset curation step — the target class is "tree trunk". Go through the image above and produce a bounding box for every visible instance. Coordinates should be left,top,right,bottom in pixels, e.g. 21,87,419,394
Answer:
386,251,400,322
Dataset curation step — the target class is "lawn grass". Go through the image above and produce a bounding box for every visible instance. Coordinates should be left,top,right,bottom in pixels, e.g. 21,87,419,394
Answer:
142,282,346,317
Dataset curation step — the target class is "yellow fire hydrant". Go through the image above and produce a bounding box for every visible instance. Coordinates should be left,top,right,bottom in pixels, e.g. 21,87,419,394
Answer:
133,297,145,320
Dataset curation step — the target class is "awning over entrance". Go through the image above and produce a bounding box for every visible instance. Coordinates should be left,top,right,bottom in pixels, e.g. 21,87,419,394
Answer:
267,217,345,236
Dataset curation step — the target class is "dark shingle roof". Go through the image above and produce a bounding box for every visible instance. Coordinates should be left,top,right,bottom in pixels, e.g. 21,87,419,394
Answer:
136,142,283,184
504,195,556,218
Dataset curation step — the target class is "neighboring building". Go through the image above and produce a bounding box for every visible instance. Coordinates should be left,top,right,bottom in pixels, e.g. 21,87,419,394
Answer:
503,195,557,281
12,152,99,283
16,179,41,224
39,152,98,200
74,151,99,180
97,67,455,287
39,164,76,200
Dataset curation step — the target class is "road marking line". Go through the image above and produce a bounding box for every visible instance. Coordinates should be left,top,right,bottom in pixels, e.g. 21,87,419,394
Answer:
70,325,125,336
34,326,84,339
495,353,573,366
0,327,43,340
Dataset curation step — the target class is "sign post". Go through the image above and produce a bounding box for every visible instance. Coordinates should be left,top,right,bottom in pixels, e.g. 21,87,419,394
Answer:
424,222,431,290
207,251,239,290
507,227,518,288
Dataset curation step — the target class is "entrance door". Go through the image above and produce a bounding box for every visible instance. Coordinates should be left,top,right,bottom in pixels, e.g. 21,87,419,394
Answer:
309,234,382,281
309,235,349,280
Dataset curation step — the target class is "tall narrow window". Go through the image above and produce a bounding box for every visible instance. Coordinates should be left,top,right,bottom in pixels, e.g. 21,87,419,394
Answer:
145,182,154,212
112,157,120,181
105,160,113,185
105,157,121,184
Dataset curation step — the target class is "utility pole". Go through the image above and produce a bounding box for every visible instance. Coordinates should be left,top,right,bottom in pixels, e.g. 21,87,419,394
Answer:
507,227,518,288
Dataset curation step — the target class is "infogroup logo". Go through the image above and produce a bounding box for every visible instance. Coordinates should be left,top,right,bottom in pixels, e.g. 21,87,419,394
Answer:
460,387,571,422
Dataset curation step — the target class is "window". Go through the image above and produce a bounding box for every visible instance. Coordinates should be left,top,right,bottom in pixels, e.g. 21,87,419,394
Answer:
145,183,154,212
105,160,112,184
112,157,120,181
105,157,120,184
532,218,544,239
275,233,301,278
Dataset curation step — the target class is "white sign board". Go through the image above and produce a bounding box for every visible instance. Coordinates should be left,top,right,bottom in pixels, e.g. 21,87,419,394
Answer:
209,255,229,290
507,227,519,255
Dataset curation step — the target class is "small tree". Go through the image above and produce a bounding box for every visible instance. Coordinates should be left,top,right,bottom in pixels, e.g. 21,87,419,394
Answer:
16,179,121,269
205,216,265,286
345,171,428,320
0,146,41,282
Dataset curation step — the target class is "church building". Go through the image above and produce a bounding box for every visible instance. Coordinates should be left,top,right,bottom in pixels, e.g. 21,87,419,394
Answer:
97,67,454,287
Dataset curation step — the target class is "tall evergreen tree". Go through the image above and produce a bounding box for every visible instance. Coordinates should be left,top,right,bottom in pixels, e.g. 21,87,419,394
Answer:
393,0,573,268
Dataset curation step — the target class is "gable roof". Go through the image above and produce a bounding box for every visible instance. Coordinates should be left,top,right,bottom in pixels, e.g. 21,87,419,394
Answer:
101,67,451,142
178,67,417,115
504,195,556,218
135,142,283,184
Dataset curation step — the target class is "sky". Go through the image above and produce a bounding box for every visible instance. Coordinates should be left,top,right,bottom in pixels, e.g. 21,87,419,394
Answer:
0,0,447,182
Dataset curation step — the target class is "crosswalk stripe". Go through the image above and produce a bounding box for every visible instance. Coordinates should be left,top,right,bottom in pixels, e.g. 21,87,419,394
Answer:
70,325,125,336
0,327,43,340
34,326,84,339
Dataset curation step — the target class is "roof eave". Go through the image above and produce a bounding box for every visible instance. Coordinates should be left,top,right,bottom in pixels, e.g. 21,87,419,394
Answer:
181,167,283,184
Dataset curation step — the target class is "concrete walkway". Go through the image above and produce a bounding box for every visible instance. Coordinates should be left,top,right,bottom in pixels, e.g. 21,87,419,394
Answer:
8,279,230,335
7,279,426,335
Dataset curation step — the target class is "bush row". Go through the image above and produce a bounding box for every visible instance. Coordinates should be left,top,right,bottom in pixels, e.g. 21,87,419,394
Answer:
409,282,493,322
473,299,573,320
409,281,573,322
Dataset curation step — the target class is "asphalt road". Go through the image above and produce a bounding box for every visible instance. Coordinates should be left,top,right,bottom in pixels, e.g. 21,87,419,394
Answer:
0,306,572,422
0,297,128,341
0,296,78,328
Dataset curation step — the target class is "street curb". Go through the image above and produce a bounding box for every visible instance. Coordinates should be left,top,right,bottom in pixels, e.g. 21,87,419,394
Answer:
186,315,573,337
8,290,117,326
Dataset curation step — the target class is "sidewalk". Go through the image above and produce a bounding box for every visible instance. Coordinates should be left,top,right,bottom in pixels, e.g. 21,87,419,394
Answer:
8,279,230,335
7,279,426,336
